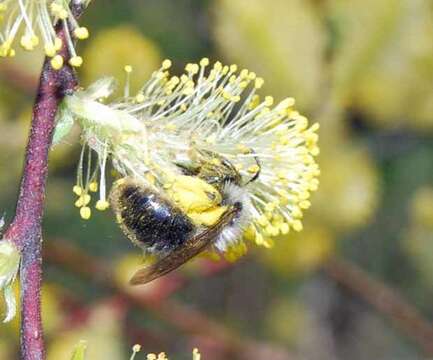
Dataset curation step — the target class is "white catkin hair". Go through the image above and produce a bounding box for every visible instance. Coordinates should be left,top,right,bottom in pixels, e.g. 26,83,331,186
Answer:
214,182,252,251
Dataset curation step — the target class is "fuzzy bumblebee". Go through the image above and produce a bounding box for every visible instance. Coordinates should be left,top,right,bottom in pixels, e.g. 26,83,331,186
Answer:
59,59,320,284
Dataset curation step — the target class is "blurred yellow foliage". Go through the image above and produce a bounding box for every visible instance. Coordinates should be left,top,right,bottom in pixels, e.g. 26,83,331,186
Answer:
265,299,310,345
3,283,64,337
329,0,433,129
260,223,334,275
214,0,326,111
312,145,379,231
47,302,124,360
82,26,162,94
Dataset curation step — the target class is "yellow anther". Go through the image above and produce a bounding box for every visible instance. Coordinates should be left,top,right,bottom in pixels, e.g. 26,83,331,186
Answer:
135,93,145,103
280,222,290,235
240,69,249,78
44,44,56,57
20,35,37,51
186,63,199,74
147,354,157,360
264,96,274,106
157,353,168,360
162,59,172,70
255,77,264,89
265,224,279,237
249,72,257,80
50,55,64,70
292,220,303,232
96,200,110,211
74,27,89,40
244,225,257,242
193,348,201,360
278,97,295,109
213,61,223,71
229,64,238,73
132,344,141,353
89,182,98,192
75,194,91,208
80,207,91,220
255,232,265,245
124,65,133,73
257,214,269,227
264,202,276,212
73,185,83,196
299,200,311,209
292,206,303,219
69,56,83,67
200,57,209,67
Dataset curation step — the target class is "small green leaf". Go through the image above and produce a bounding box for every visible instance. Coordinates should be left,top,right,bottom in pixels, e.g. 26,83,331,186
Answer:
70,340,87,360
53,105,75,145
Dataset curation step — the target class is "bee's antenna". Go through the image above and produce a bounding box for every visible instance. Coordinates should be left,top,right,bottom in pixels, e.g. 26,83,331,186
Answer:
244,149,261,185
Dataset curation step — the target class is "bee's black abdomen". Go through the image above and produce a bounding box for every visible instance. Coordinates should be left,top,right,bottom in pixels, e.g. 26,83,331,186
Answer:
113,182,195,253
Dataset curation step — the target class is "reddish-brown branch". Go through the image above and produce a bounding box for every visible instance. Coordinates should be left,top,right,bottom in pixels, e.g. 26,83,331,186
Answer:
2,3,86,359
323,257,433,356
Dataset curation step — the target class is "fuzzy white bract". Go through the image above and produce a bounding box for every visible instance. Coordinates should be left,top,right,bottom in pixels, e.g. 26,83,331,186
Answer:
59,59,320,257
0,235,20,322
0,0,90,68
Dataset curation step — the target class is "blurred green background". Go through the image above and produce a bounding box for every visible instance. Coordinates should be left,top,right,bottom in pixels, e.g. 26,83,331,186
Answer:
1,0,433,359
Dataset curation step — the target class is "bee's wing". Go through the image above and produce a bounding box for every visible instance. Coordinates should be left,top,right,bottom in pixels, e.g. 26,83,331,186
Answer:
129,207,238,285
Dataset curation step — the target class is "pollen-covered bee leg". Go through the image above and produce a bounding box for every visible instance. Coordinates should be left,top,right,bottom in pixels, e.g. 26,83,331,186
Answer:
129,206,240,285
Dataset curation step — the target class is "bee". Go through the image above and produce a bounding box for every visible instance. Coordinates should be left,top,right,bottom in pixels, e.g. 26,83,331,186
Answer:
110,151,260,285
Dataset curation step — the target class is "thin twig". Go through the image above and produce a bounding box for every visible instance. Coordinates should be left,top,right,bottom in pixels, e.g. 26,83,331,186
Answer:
3,3,86,359
323,256,433,355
